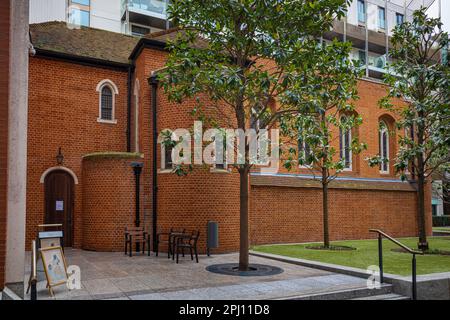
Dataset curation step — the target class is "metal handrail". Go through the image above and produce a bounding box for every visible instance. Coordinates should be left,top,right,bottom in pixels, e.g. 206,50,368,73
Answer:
370,229,423,254
369,229,424,300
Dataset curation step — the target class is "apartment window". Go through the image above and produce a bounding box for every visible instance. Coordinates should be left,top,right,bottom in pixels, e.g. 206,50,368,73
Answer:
379,121,389,173
131,25,151,37
358,0,366,24
69,8,89,27
96,80,118,124
378,7,386,30
69,0,90,27
72,0,90,5
396,13,404,26
339,116,352,170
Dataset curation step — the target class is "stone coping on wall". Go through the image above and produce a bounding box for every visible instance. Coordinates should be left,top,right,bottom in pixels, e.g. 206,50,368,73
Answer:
250,173,416,192
82,152,143,161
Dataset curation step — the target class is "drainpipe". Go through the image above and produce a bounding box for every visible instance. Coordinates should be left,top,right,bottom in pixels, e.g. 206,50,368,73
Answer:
126,65,135,152
149,74,159,251
131,162,143,227
131,161,143,252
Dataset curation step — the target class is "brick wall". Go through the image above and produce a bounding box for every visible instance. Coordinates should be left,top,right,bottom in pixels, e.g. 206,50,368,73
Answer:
249,184,431,245
0,0,10,290
134,48,241,253
82,156,143,251
24,44,432,255
26,57,128,249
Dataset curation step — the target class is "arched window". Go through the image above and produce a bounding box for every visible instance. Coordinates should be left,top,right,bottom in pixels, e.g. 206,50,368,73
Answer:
298,125,313,167
339,116,352,170
158,130,174,171
96,79,118,124
101,86,113,120
379,121,389,173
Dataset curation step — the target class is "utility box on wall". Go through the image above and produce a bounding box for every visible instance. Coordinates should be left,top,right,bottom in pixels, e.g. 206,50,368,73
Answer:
207,221,219,256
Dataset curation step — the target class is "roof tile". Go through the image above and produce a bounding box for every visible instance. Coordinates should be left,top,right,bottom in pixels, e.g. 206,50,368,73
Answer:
30,21,139,65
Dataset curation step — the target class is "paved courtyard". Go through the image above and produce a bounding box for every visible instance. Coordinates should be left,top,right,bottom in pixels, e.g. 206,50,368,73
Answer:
25,249,369,300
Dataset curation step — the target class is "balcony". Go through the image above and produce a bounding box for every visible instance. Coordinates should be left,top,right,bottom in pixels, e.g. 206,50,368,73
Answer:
121,0,169,30
351,49,390,79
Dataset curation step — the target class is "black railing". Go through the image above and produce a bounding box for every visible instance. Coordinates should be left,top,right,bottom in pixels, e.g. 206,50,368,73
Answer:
369,229,423,300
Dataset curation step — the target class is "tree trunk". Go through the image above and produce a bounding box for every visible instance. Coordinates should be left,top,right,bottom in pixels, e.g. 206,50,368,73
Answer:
238,168,250,271
322,180,330,248
417,169,429,250
416,116,429,251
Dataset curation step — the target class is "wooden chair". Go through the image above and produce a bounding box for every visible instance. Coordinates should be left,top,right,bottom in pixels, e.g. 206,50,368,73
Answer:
125,226,150,257
174,230,200,264
155,228,186,258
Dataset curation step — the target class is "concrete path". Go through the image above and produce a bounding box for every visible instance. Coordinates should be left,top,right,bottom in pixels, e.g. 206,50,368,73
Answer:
24,249,368,300
127,274,367,300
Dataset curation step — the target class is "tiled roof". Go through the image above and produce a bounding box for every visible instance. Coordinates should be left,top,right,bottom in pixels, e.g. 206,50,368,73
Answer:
144,27,208,49
30,21,139,65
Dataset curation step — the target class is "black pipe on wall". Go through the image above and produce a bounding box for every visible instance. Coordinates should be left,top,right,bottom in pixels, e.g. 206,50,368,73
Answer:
131,162,143,227
149,75,159,252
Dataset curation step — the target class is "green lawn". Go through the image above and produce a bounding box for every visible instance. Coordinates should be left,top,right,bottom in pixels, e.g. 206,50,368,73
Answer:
252,237,450,276
433,227,450,233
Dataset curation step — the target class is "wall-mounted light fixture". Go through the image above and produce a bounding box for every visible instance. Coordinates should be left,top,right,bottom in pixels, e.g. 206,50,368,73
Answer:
56,147,64,165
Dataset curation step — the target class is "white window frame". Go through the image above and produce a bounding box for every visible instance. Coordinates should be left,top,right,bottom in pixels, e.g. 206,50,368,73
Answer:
379,121,390,174
378,6,386,32
357,0,366,25
96,79,118,124
130,23,152,37
396,12,404,27
340,116,352,171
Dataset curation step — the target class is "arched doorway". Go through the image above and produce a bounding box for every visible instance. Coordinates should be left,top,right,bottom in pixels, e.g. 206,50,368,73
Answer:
44,170,75,247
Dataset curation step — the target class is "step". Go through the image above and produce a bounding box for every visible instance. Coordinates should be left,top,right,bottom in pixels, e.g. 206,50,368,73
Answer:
280,284,394,300
1,287,23,300
352,293,410,300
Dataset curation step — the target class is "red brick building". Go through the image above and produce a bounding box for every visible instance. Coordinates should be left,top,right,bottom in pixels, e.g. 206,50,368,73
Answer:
25,22,432,254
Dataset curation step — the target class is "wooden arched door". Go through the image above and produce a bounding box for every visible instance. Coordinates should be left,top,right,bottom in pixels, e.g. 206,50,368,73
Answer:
44,170,75,247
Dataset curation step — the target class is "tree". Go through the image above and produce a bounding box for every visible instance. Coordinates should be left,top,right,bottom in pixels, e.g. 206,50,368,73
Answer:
281,40,364,248
375,8,449,250
160,0,350,270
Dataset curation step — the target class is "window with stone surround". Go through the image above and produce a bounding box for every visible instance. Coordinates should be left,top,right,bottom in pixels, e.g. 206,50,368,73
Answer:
96,79,118,124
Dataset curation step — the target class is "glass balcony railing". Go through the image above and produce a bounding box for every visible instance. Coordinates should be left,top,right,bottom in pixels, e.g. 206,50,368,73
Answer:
351,49,388,72
122,0,168,17
368,52,387,71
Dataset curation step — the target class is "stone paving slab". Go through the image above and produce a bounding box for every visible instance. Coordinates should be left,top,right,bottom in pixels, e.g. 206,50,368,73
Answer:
24,249,368,300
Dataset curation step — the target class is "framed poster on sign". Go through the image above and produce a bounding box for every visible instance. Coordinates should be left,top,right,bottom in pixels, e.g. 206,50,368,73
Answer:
40,238,62,249
40,246,68,296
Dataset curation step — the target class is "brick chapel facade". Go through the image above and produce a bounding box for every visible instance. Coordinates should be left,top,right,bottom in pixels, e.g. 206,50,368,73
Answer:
25,22,432,254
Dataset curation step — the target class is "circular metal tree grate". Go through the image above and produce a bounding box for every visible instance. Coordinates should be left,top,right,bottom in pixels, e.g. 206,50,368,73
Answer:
206,263,284,277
